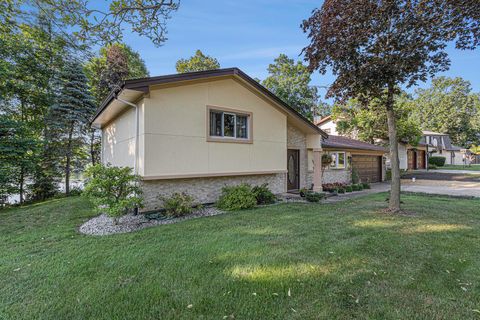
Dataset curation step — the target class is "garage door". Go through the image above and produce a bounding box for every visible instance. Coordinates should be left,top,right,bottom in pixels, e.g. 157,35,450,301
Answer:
351,155,382,183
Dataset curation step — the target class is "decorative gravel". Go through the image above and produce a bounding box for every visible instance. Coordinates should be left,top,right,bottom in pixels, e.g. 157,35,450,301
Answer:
79,206,224,236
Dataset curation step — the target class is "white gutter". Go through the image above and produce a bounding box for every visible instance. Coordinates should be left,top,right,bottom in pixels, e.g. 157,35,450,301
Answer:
115,96,139,176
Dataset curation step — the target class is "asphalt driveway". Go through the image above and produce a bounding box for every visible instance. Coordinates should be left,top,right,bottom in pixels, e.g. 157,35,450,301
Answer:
401,171,480,198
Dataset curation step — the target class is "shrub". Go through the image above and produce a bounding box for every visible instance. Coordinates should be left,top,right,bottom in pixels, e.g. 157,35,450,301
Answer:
69,186,83,196
216,184,257,211
345,185,353,192
338,187,346,194
352,184,361,191
352,167,360,184
83,164,143,222
362,183,371,189
299,187,308,197
159,192,195,217
429,164,438,169
252,183,276,205
429,156,446,167
322,182,348,192
305,191,325,202
358,184,364,191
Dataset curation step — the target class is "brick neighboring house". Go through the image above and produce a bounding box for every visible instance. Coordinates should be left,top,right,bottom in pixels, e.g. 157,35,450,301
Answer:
91,68,328,211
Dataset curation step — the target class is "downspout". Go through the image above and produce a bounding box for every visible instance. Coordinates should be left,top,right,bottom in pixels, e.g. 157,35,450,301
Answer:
115,96,140,215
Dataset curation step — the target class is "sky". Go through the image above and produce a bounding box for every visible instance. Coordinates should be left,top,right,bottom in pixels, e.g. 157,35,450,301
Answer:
121,0,480,101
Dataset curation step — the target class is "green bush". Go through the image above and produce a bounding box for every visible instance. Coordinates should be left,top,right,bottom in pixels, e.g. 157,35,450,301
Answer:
252,183,276,205
305,191,325,202
216,184,257,211
83,164,143,221
345,185,353,192
159,192,195,217
338,187,346,194
69,186,83,196
429,156,446,167
429,164,438,169
362,183,371,189
351,167,360,184
358,184,364,191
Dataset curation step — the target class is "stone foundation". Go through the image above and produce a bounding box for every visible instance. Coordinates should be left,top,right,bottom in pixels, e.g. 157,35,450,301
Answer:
322,169,352,184
140,173,286,212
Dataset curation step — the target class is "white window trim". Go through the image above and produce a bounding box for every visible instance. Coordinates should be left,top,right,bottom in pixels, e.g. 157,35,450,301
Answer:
329,152,346,169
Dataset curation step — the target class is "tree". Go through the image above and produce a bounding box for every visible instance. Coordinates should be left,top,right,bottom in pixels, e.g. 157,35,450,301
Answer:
0,117,38,204
333,93,422,145
49,59,95,196
262,54,319,119
412,76,480,147
302,0,478,212
5,0,179,46
175,50,220,73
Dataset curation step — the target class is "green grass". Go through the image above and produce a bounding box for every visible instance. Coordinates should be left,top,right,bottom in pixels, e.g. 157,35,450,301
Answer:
1,194,480,319
437,164,480,171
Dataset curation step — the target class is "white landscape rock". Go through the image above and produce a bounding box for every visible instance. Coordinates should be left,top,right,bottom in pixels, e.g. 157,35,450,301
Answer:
79,206,224,236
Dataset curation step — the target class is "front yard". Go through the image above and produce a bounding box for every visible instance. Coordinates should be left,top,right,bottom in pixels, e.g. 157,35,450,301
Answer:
1,194,479,319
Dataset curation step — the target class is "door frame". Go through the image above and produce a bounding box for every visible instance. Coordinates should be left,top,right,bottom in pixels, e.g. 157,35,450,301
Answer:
287,149,300,192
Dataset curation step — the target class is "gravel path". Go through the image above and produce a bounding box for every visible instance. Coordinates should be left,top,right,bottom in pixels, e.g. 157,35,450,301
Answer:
79,207,224,236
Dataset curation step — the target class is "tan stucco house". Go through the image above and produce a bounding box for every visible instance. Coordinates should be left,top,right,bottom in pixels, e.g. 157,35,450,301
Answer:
91,68,327,211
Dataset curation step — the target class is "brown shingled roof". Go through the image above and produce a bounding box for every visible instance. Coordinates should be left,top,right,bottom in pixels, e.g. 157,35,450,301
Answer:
322,135,386,152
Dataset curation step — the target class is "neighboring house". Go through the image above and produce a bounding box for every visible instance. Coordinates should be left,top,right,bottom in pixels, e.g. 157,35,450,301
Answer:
315,116,464,170
422,131,466,165
91,68,327,211
321,135,386,184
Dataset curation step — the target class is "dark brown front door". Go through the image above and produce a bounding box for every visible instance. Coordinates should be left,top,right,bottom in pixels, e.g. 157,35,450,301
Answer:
287,149,300,191
417,150,426,169
407,150,416,170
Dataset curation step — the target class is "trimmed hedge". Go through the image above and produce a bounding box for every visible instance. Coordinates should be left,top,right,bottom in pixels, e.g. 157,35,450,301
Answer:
429,156,446,167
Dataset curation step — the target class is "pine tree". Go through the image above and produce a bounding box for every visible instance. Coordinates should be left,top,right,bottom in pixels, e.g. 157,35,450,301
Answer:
50,59,95,195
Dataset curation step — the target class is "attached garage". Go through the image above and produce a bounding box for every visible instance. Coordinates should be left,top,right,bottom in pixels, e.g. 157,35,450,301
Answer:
321,135,386,185
351,155,383,183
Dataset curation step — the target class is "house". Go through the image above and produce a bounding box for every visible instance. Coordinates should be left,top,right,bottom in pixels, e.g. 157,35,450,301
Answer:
422,131,466,165
316,116,431,170
91,68,327,211
322,135,386,184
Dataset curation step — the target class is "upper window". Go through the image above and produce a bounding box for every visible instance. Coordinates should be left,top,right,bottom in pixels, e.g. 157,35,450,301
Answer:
329,152,346,169
208,107,251,142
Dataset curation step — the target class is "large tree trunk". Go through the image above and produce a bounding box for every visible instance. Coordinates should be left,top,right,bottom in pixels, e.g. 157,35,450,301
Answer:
65,122,75,196
19,165,24,205
90,130,96,166
386,86,401,212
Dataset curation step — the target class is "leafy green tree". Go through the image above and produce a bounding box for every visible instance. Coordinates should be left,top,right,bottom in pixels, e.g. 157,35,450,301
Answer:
0,117,38,204
262,54,318,119
49,59,95,196
4,0,179,46
85,43,149,104
83,164,143,223
333,93,422,145
413,77,480,147
302,0,478,212
175,50,220,73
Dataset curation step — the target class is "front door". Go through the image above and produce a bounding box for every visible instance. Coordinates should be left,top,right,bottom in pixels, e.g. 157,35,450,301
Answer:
287,149,300,191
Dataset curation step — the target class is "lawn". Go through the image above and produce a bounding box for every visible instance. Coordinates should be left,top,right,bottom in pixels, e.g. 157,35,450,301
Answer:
1,194,479,319
437,164,480,171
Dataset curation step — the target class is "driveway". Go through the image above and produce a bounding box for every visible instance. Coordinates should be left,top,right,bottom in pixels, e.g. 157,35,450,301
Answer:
401,171,480,197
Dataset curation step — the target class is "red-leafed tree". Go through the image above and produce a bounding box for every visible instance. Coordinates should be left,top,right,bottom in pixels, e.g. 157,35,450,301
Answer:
302,0,479,212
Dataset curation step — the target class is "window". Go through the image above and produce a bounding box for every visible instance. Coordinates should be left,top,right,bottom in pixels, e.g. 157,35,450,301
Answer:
329,152,346,169
208,107,251,142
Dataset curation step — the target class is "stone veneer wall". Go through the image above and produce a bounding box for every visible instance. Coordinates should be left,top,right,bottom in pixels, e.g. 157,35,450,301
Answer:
287,124,309,189
322,168,352,184
140,173,286,212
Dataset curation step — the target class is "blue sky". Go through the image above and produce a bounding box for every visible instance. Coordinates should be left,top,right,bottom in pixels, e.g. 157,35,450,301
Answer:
121,0,480,100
